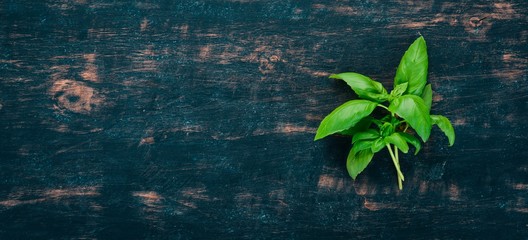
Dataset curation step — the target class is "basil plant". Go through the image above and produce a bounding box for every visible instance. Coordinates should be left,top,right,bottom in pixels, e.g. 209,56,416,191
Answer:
315,36,455,190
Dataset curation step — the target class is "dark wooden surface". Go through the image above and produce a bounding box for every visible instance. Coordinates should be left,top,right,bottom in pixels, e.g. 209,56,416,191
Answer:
1,0,527,239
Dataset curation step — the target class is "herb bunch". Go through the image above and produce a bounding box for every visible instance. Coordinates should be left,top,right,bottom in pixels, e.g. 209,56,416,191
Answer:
314,36,455,190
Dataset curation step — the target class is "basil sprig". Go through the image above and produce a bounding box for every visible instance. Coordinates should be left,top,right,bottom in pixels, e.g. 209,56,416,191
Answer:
315,36,455,190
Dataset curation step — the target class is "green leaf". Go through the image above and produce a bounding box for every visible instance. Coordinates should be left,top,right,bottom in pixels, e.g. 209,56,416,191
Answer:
315,100,378,140
384,133,409,153
371,138,385,153
389,95,432,142
347,149,374,180
371,118,383,128
421,84,432,111
336,117,371,136
352,129,380,143
351,139,374,154
380,122,395,137
330,72,389,103
394,36,428,96
399,132,421,155
431,115,455,146
390,82,408,99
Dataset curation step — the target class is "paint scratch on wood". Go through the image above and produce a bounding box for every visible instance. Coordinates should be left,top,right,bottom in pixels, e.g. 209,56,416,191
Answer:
274,123,316,134
49,79,105,114
80,53,99,82
139,137,155,145
363,199,397,211
133,191,164,209
0,186,100,208
318,174,348,191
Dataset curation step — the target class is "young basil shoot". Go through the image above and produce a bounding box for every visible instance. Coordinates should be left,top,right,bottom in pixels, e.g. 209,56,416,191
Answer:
314,36,455,190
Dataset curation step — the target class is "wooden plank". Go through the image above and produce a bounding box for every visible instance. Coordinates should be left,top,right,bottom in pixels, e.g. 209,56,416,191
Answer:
0,0,527,238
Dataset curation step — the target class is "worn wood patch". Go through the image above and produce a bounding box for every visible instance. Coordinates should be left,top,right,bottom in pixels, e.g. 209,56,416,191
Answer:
0,0,527,239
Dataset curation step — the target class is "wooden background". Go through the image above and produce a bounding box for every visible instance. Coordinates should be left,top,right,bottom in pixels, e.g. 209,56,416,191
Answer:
1,0,527,239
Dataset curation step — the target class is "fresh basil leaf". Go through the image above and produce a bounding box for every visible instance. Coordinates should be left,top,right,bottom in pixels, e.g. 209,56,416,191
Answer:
337,117,371,136
431,115,455,146
371,119,383,128
388,95,432,142
315,100,378,140
390,82,408,99
352,129,380,143
394,36,428,96
330,72,389,103
352,139,374,154
384,133,409,153
399,132,421,155
380,122,395,137
421,84,432,111
371,138,385,153
346,148,374,180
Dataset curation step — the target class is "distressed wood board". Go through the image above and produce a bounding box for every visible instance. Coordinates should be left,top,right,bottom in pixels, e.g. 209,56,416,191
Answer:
0,0,527,239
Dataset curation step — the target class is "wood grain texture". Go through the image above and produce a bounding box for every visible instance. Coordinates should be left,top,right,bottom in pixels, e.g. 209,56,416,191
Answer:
0,0,527,239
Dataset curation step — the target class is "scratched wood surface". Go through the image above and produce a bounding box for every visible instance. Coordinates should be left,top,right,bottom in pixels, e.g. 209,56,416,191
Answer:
0,0,527,239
